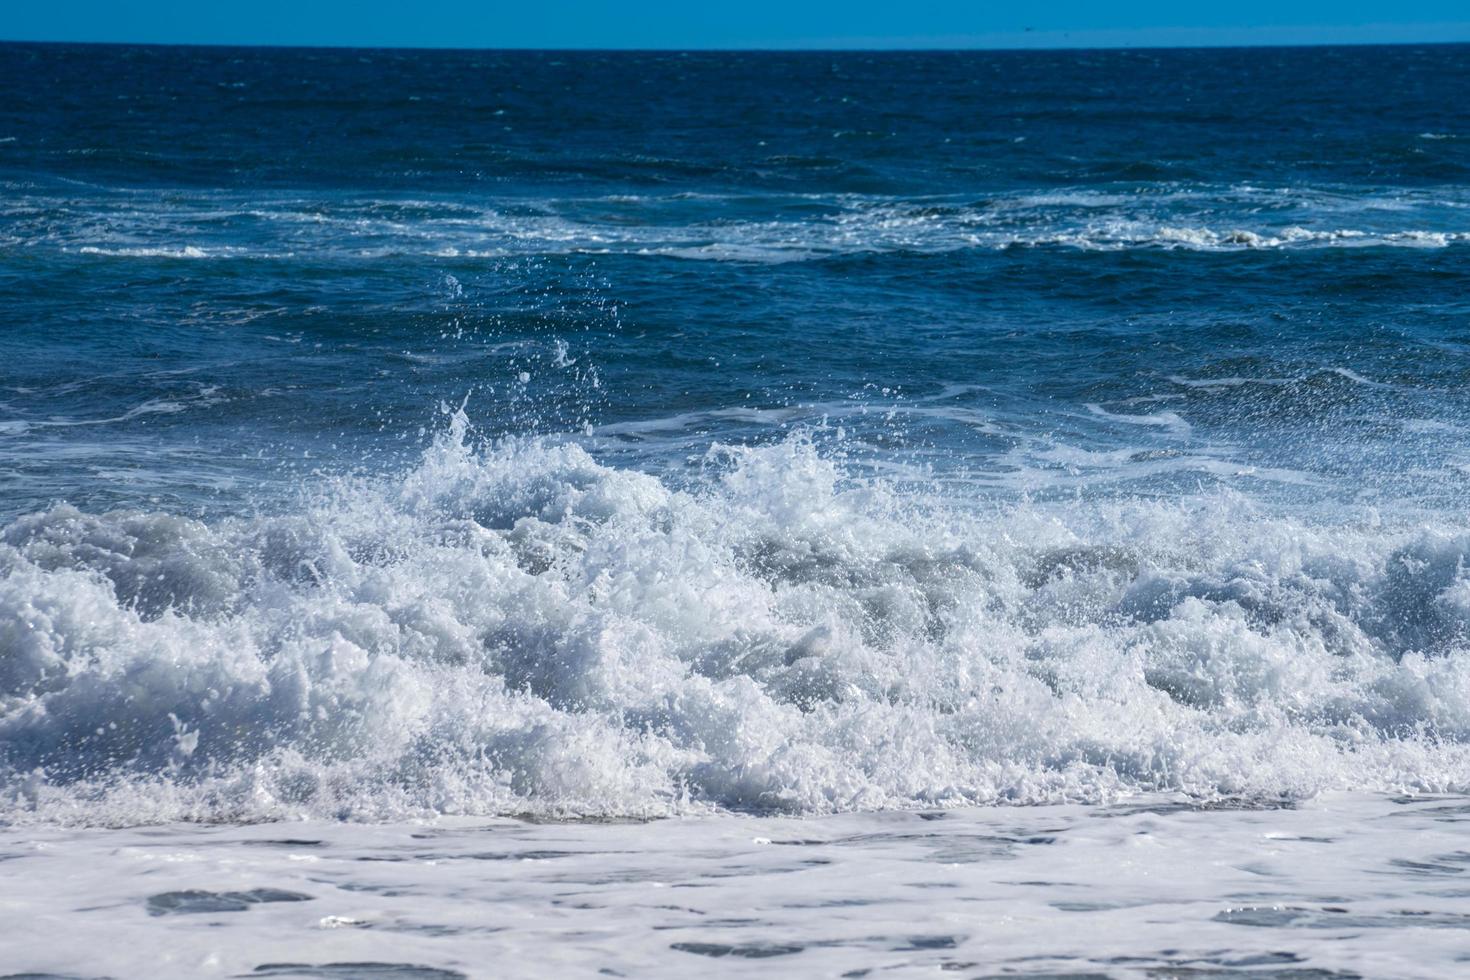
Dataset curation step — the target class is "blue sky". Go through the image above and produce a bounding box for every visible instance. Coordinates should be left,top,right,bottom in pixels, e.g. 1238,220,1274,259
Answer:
5,1,1470,49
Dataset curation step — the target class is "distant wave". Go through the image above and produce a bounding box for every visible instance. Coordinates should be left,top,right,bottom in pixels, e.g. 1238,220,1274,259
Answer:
1,183,1461,265
50,226,1470,264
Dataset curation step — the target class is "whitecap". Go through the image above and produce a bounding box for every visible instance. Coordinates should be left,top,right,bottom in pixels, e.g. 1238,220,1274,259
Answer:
3,417,1469,826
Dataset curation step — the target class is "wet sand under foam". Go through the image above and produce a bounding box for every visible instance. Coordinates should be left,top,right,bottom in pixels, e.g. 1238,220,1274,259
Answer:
2,793,1467,978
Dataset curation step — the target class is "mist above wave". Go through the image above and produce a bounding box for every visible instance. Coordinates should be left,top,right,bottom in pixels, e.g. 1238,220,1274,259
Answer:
3,413,1469,825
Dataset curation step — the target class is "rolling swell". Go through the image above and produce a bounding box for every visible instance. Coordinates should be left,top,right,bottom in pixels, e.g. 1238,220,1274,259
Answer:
3,413,1468,825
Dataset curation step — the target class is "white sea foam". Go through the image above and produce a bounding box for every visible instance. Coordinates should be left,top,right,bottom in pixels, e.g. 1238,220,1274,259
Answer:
5,387,228,431
77,245,212,259
1084,403,1192,435
3,413,1470,825
4,794,1468,978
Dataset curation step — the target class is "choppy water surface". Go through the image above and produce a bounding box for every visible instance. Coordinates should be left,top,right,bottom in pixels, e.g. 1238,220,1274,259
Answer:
2,41,1470,977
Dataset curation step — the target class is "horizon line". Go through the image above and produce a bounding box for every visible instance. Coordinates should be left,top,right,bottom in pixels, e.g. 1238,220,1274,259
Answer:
4,36,1470,55
4,19,1470,53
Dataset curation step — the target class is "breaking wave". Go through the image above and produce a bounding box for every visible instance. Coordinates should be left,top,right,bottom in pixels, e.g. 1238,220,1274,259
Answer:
3,413,1470,825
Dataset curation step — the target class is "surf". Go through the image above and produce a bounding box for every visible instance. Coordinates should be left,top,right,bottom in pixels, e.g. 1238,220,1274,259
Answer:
3,411,1468,826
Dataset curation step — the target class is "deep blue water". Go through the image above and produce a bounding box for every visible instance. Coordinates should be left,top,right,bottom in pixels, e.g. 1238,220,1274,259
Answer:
6,44,1470,825
3,43,1469,517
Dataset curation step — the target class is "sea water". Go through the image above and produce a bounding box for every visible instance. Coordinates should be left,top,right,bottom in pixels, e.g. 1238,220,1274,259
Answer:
2,43,1470,977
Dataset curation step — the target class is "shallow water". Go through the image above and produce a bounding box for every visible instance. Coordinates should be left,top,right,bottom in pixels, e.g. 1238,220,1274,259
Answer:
4,794,1469,978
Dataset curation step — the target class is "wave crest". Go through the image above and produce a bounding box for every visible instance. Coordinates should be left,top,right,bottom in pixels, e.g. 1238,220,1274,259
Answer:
3,417,1470,824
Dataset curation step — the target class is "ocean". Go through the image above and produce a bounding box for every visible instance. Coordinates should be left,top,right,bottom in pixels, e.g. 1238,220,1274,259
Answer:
2,41,1470,978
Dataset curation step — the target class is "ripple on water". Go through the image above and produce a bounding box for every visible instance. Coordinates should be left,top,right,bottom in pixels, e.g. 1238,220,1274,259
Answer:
146,889,314,916
1215,905,1470,929
245,966,466,980
668,942,805,958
